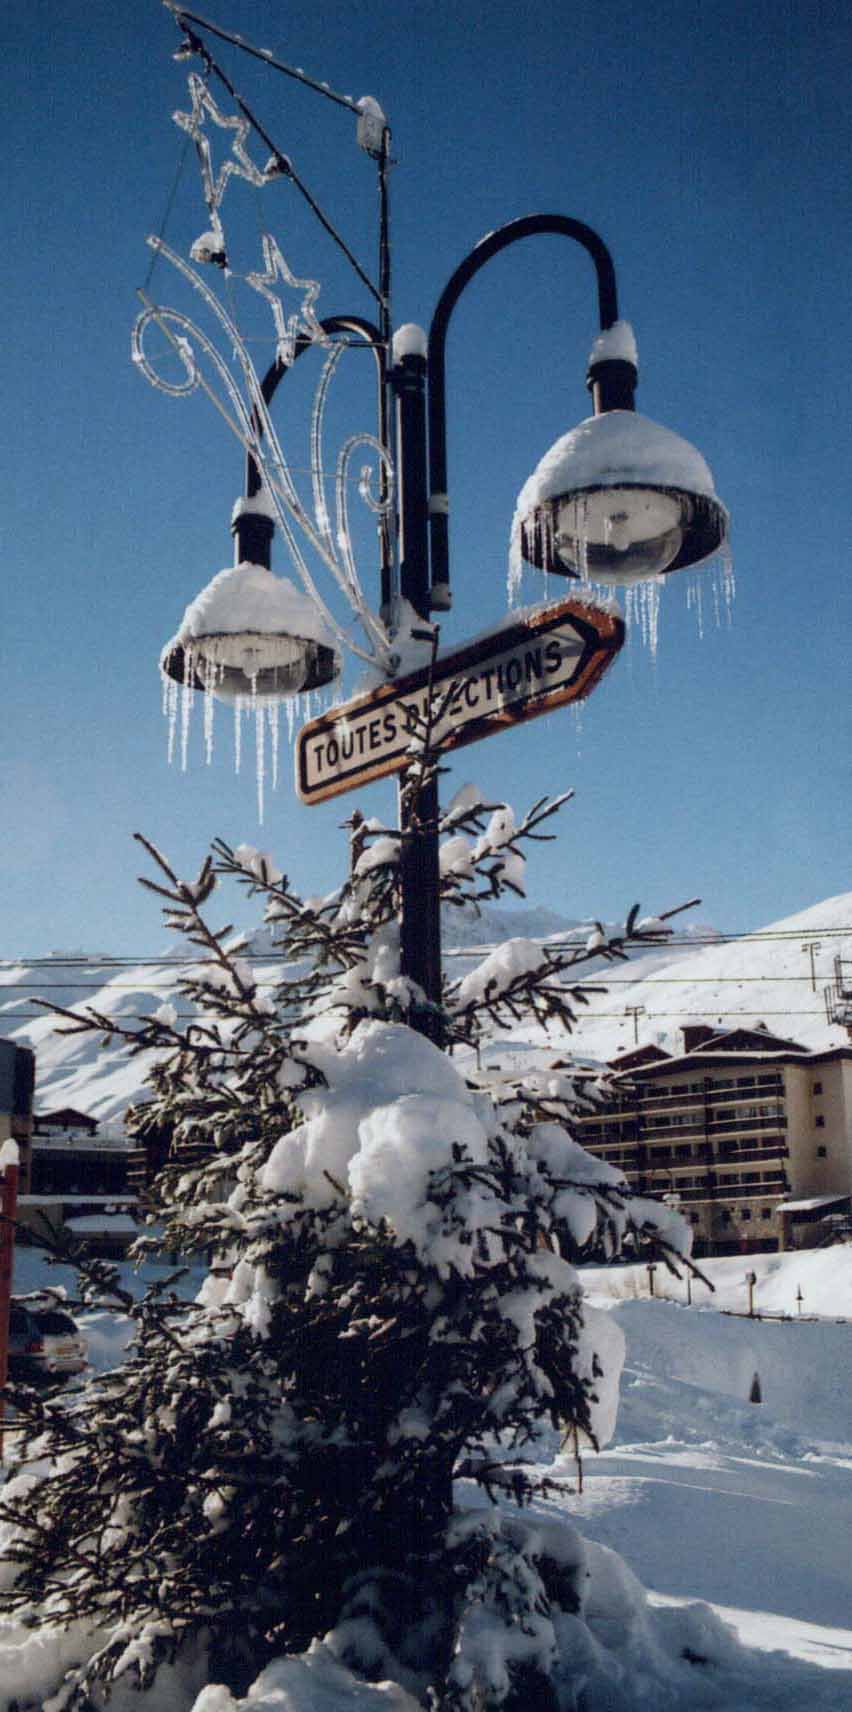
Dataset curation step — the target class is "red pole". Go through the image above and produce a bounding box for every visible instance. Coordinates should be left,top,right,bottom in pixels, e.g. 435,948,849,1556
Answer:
0,1147,20,1449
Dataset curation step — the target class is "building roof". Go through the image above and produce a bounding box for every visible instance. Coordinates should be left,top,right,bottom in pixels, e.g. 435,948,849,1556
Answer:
608,1030,852,1081
777,1194,850,1214
33,1107,99,1131
690,1023,808,1055
608,1044,672,1070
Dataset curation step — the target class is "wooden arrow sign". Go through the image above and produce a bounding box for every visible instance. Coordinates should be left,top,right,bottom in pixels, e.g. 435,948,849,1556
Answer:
295,595,624,805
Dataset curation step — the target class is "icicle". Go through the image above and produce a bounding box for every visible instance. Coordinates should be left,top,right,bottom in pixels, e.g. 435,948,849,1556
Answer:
650,583,660,660
180,649,193,772
164,676,179,766
644,582,661,661
624,584,636,638
203,681,215,764
234,697,243,774
286,697,297,746
507,529,524,607
269,702,280,791
578,496,589,586
720,545,736,627
255,693,266,822
687,577,705,641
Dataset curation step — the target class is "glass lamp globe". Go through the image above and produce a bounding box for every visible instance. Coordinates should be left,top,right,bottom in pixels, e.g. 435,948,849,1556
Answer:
161,629,339,701
514,412,728,587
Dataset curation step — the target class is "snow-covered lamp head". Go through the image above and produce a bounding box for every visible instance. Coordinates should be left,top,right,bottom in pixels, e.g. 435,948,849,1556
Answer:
160,564,341,702
512,323,728,587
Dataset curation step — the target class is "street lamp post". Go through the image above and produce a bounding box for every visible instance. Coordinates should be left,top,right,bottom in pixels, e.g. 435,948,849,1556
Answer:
142,19,729,1046
388,216,727,1038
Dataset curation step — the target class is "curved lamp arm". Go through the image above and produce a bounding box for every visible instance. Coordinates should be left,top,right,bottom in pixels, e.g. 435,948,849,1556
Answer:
426,214,628,607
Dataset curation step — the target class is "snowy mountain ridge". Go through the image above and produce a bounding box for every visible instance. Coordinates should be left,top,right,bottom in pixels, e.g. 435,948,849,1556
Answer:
1,893,848,1123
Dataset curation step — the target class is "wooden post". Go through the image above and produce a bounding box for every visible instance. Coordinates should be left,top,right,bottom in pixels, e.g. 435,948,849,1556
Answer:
646,1262,656,1298
0,1145,20,1451
746,1270,757,1318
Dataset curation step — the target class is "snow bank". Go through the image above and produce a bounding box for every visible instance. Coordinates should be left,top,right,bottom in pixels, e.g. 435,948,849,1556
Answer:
583,1246,852,1321
180,1521,849,1712
190,1642,419,1711
608,1297,852,1448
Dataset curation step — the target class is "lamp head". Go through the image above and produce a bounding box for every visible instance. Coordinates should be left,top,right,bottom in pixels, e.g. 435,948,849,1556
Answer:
513,410,728,586
161,564,341,702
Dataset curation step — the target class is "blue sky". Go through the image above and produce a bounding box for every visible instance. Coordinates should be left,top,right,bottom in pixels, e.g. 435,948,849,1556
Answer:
2,0,850,957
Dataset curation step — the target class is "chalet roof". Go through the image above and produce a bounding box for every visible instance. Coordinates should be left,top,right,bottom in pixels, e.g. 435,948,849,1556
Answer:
608,1044,672,1070
690,1023,807,1055
33,1107,99,1131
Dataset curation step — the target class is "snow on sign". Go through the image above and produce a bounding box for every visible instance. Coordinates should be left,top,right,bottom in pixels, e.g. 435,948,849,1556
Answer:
296,596,624,804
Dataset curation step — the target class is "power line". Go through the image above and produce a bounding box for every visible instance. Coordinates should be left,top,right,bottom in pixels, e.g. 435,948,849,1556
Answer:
2,926,850,970
0,971,840,993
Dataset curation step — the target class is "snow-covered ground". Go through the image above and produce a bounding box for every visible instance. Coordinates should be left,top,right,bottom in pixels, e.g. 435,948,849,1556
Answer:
3,1245,851,1707
1,892,850,1706
510,1248,852,1690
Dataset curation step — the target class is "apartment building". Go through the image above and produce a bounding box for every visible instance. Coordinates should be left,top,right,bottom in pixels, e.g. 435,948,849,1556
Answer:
0,1038,35,1191
574,1023,852,1255
17,1107,139,1256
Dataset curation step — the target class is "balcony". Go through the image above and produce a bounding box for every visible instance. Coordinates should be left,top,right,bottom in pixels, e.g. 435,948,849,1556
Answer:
674,1175,787,1205
32,1130,133,1153
630,1078,785,1115
716,1141,788,1164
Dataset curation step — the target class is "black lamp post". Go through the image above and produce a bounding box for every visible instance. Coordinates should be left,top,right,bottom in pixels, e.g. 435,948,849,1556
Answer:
393,216,727,1039
147,13,729,1048
159,213,727,1046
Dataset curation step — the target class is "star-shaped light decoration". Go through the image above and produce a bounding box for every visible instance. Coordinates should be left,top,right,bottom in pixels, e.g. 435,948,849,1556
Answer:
245,234,330,368
173,72,269,266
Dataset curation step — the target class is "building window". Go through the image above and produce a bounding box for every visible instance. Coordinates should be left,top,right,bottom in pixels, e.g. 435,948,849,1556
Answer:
741,1208,752,1221
817,1146,827,1158
813,1081,823,1095
815,1116,825,1129
761,1207,772,1219
721,1211,732,1226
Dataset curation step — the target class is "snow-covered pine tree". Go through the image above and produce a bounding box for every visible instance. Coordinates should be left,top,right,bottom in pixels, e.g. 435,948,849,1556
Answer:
0,788,696,1712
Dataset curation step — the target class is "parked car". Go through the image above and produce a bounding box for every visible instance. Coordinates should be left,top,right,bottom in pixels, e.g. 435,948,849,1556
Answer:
6,1295,87,1385
29,1303,88,1377
7,1303,46,1384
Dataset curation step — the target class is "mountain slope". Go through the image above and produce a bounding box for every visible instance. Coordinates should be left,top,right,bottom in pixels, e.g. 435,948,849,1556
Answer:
2,895,848,1121
524,891,850,1063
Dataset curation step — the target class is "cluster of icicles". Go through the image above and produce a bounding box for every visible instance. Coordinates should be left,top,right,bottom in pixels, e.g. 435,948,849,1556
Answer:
163,649,327,822
507,523,735,665
163,541,736,824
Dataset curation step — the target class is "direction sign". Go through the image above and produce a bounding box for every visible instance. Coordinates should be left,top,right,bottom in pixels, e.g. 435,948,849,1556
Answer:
295,595,624,805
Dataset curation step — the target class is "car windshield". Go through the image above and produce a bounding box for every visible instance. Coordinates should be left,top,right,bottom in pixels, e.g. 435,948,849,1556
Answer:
36,1311,77,1335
